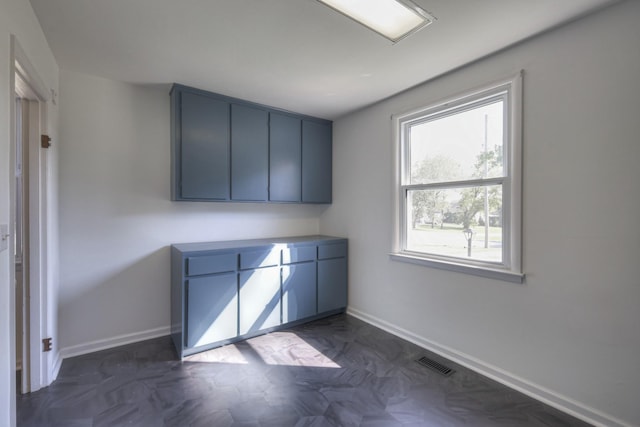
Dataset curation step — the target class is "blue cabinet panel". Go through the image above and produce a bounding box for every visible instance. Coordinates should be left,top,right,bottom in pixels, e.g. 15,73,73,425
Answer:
186,273,238,348
240,248,280,270
282,246,316,265
171,85,332,204
239,267,281,335
318,258,347,313
171,236,347,358
282,262,317,323
187,253,237,276
318,242,347,260
231,104,269,201
170,247,183,352
269,113,301,202
180,92,230,200
302,120,332,203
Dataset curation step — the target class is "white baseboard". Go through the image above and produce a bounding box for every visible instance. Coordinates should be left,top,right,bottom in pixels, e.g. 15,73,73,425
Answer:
59,326,171,360
347,307,632,427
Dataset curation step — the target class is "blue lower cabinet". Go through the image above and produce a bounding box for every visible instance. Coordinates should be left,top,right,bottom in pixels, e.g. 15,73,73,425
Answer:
318,258,348,313
186,273,238,348
172,236,347,358
239,267,281,335
282,262,317,323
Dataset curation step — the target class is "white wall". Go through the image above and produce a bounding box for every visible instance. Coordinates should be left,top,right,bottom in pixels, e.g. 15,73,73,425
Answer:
320,2,640,426
0,0,59,425
57,70,325,353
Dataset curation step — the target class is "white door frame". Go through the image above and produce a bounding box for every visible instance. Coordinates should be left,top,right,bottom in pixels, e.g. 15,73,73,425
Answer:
9,35,52,397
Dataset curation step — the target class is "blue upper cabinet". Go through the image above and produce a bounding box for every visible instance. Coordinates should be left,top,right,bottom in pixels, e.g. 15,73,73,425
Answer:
171,84,332,203
302,120,332,203
175,91,230,200
269,113,302,202
231,104,269,201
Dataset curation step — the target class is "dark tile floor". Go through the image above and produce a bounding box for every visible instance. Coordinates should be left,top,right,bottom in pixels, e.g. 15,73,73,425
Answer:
18,314,591,426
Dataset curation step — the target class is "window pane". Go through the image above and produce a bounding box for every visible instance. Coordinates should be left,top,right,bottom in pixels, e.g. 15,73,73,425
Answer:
406,185,503,263
409,101,504,184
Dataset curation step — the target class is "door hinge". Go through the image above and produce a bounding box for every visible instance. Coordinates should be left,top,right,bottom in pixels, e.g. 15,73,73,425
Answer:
41,134,52,149
42,337,52,352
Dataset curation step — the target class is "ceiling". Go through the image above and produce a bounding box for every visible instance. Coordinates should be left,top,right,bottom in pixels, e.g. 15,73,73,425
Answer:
29,0,618,120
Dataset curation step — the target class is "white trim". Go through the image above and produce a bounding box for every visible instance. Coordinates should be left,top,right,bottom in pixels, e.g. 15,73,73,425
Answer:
11,35,53,394
27,99,42,392
403,176,505,192
391,71,523,279
59,326,172,360
8,40,18,427
50,351,62,381
389,253,524,283
509,71,524,274
12,41,50,102
393,72,523,122
347,307,633,427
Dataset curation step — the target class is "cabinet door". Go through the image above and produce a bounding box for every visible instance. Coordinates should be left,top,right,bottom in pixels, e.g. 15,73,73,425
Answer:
186,273,238,348
231,104,269,201
282,262,316,323
318,258,347,313
302,120,332,203
270,113,301,202
180,91,230,200
239,267,281,335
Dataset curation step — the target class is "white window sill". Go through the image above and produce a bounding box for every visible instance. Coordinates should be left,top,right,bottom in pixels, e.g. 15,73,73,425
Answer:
389,253,525,284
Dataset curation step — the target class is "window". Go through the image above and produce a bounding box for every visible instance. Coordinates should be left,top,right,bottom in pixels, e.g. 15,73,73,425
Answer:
392,73,523,282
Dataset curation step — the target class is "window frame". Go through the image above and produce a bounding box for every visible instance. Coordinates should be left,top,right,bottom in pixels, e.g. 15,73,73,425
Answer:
391,72,524,283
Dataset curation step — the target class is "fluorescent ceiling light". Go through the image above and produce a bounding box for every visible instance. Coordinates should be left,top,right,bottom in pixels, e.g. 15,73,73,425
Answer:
317,0,435,43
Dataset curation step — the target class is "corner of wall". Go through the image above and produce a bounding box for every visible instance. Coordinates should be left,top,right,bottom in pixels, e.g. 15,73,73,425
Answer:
347,307,634,427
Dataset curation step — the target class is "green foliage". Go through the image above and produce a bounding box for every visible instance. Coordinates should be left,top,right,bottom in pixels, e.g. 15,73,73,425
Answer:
473,145,503,177
411,145,503,230
457,144,502,228
410,155,460,229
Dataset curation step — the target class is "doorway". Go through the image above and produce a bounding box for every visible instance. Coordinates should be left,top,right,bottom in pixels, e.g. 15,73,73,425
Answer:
10,35,53,397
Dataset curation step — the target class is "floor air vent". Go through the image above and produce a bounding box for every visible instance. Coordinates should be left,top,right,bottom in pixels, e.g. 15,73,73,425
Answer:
416,356,455,377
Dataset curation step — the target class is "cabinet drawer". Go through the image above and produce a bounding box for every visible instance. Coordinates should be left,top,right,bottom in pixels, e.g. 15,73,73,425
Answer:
282,246,316,265
318,242,347,260
186,253,237,276
240,249,280,270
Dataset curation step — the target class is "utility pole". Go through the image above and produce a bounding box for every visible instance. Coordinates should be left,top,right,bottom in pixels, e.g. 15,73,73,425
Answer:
484,114,489,249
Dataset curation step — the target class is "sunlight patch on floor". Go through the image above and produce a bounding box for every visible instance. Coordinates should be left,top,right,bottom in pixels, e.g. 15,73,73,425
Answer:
247,332,341,368
185,343,249,364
